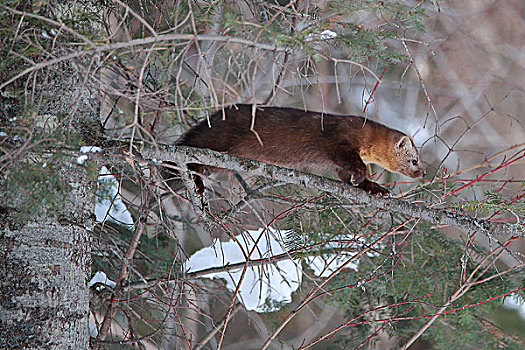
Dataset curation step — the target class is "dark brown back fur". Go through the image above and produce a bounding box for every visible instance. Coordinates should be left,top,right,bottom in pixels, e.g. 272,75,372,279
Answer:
179,105,375,168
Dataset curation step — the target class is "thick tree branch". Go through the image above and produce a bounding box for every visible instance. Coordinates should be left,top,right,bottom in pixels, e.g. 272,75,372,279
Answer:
140,145,523,239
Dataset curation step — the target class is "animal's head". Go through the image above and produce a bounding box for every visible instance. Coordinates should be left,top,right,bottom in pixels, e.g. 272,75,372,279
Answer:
391,135,426,178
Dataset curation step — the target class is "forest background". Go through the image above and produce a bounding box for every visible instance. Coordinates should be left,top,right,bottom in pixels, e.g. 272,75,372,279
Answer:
1,1,525,349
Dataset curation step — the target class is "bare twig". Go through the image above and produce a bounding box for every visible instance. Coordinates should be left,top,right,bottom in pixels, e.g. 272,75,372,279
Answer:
401,242,524,349
263,0,301,105
194,304,242,350
0,31,286,90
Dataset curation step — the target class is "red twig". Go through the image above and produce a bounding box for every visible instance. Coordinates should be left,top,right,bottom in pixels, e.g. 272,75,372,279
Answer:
442,150,525,200
363,66,388,115
399,286,525,321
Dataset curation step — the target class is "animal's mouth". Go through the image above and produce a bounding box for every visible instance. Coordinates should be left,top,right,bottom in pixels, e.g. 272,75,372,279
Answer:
415,169,426,178
407,169,426,178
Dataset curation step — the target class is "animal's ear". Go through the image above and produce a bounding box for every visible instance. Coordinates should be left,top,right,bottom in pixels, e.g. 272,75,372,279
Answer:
396,136,413,151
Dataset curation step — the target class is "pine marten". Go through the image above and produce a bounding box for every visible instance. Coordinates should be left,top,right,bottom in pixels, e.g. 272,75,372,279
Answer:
175,104,425,195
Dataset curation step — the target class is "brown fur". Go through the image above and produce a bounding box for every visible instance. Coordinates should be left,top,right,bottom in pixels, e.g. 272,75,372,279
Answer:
176,104,425,195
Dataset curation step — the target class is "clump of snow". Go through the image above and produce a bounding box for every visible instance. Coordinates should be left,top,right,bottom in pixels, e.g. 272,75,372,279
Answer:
186,228,301,312
89,271,116,290
319,29,337,40
77,146,101,165
76,155,88,165
88,312,98,337
94,166,134,228
80,146,101,153
504,293,525,319
306,29,338,42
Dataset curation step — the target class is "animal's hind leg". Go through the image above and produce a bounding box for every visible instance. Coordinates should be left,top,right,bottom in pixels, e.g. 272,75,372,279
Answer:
187,163,207,195
186,163,232,195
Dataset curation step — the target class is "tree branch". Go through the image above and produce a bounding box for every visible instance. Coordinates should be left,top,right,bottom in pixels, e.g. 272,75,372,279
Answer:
0,25,286,91
140,145,523,239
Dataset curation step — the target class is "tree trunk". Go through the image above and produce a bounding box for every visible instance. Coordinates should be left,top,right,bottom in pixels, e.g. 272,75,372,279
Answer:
0,166,94,350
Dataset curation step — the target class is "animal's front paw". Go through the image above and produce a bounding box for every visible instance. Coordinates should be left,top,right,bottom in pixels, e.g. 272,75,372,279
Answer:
349,167,366,186
358,180,390,196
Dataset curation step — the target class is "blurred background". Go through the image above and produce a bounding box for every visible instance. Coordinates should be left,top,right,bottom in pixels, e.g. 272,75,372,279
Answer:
3,0,524,349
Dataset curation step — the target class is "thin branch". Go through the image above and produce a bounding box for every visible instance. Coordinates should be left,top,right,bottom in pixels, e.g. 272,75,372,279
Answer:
95,183,151,344
0,31,286,90
187,251,294,278
263,0,301,105
194,304,242,350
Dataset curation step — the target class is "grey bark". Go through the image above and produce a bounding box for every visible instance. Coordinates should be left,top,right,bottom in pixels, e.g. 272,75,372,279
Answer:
0,165,94,350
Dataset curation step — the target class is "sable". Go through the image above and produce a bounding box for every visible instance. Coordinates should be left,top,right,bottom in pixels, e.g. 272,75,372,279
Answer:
175,104,425,195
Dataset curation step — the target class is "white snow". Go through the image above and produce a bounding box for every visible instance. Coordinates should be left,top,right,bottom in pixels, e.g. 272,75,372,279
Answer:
94,166,134,228
186,228,366,312
319,29,337,40
77,146,101,164
89,271,117,290
504,293,525,319
76,155,88,165
88,312,98,337
305,255,358,278
186,228,301,312
80,146,101,153
306,29,338,42
0,131,7,137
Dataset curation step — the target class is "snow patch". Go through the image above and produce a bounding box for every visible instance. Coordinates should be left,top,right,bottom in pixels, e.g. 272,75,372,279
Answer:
305,255,358,277
76,155,88,165
186,228,301,312
504,293,525,319
88,312,98,337
186,228,367,312
89,271,116,290
94,166,134,228
306,29,338,41
319,29,337,40
80,146,101,153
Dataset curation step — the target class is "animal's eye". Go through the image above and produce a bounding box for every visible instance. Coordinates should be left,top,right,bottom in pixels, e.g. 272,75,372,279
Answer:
411,160,418,166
